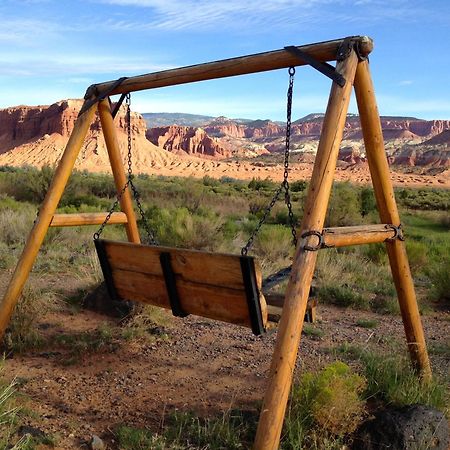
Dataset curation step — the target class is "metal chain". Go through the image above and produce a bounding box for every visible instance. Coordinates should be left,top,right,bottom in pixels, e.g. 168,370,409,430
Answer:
241,67,298,256
282,68,298,248
93,94,158,244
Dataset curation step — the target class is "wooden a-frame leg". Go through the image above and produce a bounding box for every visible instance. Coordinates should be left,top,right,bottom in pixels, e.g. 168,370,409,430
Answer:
0,102,97,339
253,50,359,450
354,60,431,380
98,99,140,243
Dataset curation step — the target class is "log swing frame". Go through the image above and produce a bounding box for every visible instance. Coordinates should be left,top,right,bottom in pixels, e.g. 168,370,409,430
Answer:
0,35,431,450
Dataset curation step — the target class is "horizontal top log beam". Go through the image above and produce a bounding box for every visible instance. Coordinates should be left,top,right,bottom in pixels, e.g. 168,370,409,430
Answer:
88,36,373,98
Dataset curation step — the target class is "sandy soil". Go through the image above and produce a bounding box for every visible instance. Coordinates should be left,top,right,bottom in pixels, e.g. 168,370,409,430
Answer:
2,273,449,449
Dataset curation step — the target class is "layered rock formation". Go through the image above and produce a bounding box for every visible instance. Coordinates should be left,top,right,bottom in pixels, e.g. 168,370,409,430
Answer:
0,100,174,170
147,125,231,158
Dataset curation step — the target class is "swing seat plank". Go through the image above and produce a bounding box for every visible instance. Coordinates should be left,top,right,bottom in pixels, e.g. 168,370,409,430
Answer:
95,239,268,335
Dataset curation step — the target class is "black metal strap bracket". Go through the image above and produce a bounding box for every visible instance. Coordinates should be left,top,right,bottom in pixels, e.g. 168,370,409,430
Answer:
337,36,368,62
94,239,120,302
284,45,346,87
79,76,129,117
240,257,265,336
159,252,188,318
301,230,325,251
111,93,128,119
385,224,405,241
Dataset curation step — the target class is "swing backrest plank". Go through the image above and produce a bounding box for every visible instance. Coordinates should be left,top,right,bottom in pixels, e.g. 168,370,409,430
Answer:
95,239,268,333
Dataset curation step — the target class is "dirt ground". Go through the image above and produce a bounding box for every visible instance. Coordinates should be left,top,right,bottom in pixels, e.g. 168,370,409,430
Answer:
1,272,449,449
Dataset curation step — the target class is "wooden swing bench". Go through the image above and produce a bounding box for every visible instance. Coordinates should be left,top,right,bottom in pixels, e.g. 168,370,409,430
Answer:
95,239,268,335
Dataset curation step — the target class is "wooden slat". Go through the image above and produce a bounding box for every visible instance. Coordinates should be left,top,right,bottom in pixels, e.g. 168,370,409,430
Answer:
50,212,128,227
103,240,249,290
112,268,257,328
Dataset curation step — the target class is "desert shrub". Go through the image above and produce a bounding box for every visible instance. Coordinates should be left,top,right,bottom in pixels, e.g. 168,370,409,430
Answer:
145,206,223,250
290,180,308,192
360,351,447,410
360,242,387,265
248,177,274,191
0,195,32,212
0,209,35,247
253,225,294,271
283,362,366,449
117,409,256,450
326,182,362,227
397,187,450,211
3,165,54,204
318,285,369,309
360,186,377,217
3,286,52,353
427,256,450,306
405,240,428,275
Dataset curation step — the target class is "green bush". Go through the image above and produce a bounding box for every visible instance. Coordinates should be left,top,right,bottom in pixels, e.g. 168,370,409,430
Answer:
326,182,362,227
427,256,450,306
145,206,223,250
283,362,366,449
360,351,447,410
318,285,369,309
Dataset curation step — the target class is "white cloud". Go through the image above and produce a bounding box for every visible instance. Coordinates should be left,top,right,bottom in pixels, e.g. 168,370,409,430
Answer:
398,80,413,86
0,54,172,77
0,18,59,44
94,0,442,31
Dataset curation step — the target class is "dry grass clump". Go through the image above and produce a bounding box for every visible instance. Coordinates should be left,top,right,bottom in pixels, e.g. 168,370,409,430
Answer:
3,286,55,353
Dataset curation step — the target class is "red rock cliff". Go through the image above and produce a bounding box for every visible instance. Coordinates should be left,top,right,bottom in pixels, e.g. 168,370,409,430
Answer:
0,99,148,154
147,125,231,158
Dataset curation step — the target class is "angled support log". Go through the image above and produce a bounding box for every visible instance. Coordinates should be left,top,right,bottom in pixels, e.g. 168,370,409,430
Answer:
253,50,359,450
0,102,97,339
97,99,141,243
354,60,431,380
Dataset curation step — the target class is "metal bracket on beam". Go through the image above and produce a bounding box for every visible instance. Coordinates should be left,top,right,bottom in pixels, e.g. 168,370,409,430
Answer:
284,45,346,87
337,36,369,62
111,93,127,119
385,224,405,241
301,230,326,251
79,77,129,117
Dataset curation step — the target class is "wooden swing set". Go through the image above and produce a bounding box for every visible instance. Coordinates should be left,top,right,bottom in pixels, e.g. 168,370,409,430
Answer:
0,36,431,450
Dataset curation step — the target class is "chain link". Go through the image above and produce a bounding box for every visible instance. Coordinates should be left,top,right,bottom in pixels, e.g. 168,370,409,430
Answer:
94,94,158,245
241,67,298,256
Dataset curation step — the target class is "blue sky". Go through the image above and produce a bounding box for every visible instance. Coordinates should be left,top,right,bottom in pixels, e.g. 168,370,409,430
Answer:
1,0,449,120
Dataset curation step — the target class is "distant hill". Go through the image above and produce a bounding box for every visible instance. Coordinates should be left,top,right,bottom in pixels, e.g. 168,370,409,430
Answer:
142,113,216,128
142,112,278,128
145,112,425,128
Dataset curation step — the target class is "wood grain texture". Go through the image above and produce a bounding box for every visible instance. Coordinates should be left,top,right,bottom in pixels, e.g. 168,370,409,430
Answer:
101,240,268,330
254,50,359,450
354,60,431,380
50,212,128,227
92,37,373,96
322,224,397,247
98,99,140,243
